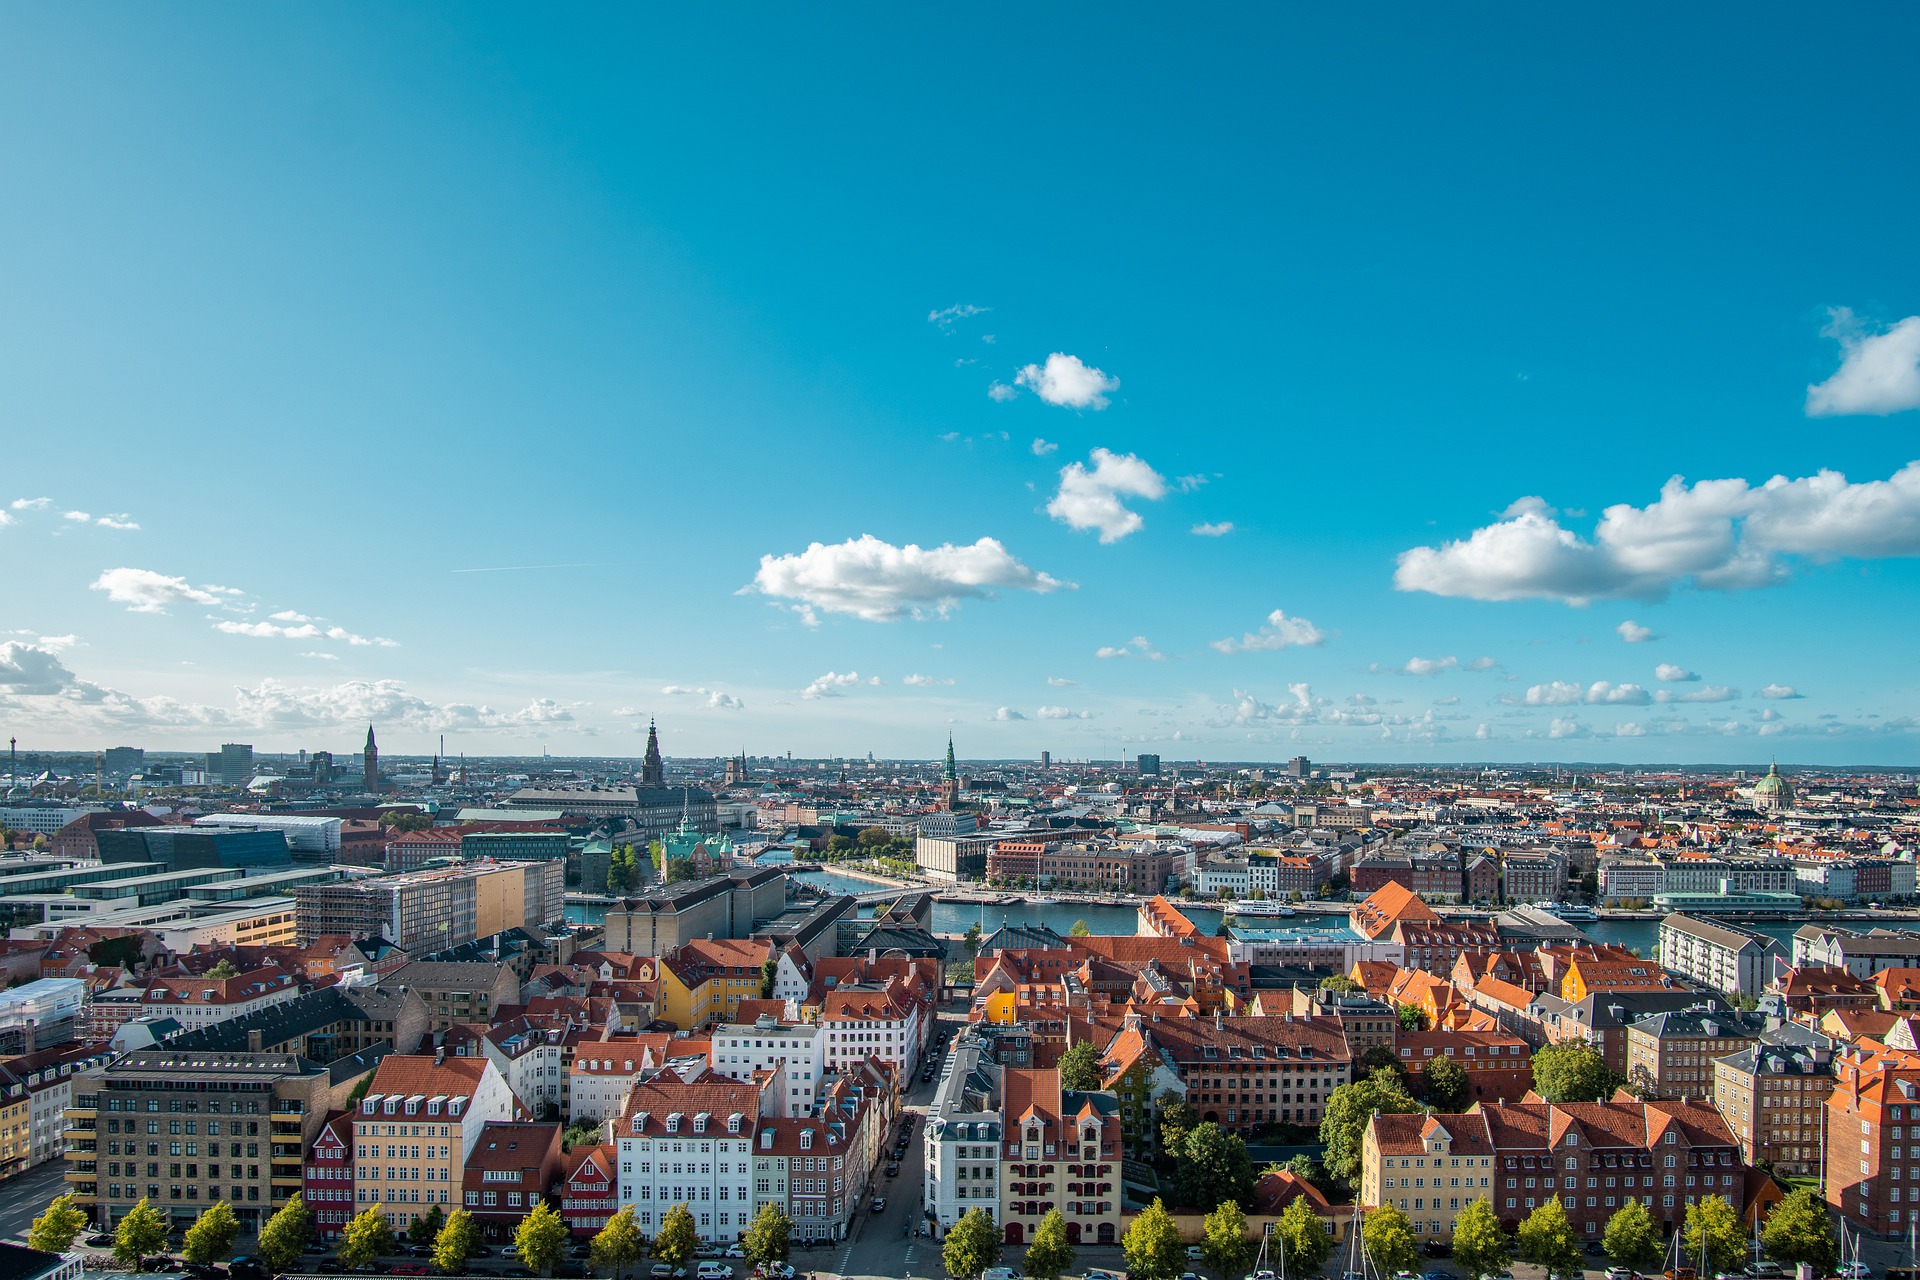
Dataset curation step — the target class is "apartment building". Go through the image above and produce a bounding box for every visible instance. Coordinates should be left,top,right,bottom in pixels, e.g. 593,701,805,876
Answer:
712,1016,826,1111
1825,1041,1920,1239
294,860,563,951
1391,1028,1534,1107
567,1033,712,1124
65,1047,370,1232
5,1046,113,1172
1098,1011,1352,1135
352,1052,519,1233
1711,1030,1834,1181
475,1017,568,1116
749,1068,887,1242
816,980,923,1079
998,1066,1123,1247
137,967,302,1031
601,869,787,956
304,1111,354,1240
559,1143,617,1238
461,1121,563,1240
659,939,772,1029
1364,1095,1744,1240
386,961,522,1032
1793,925,1920,978
1658,914,1783,1001
614,1070,774,1241
1623,1008,1764,1101
923,1041,1003,1234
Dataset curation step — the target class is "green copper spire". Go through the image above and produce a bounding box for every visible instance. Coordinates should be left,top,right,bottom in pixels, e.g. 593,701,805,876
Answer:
944,734,956,780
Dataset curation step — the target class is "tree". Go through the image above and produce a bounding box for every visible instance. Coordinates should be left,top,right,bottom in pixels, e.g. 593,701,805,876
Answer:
435,1208,481,1276
516,1202,569,1277
1176,1123,1256,1212
653,1203,699,1271
1158,1096,1201,1157
1200,1201,1252,1279
1024,1208,1077,1280
1275,1197,1333,1276
1284,1153,1328,1191
1356,1044,1405,1080
1761,1188,1838,1277
1515,1197,1581,1277
962,922,982,957
257,1193,314,1273
1121,1198,1185,1280
1318,974,1362,994
205,958,239,980
942,1207,1000,1280
1363,1203,1421,1278
1602,1199,1662,1274
1397,1003,1430,1032
1684,1196,1746,1277
1530,1042,1618,1104
562,1122,601,1151
740,1202,791,1270
408,1205,446,1248
114,1197,172,1271
1059,1041,1103,1092
1319,1066,1418,1186
26,1194,90,1254
1068,920,1092,937
1451,1199,1511,1280
1424,1054,1469,1112
760,957,778,999
183,1200,242,1264
339,1206,395,1269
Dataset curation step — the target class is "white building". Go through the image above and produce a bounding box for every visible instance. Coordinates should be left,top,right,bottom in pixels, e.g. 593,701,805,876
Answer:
137,967,302,1031
921,1042,1001,1235
1195,859,1250,899
0,808,102,836
1658,913,1783,1002
711,1016,825,1111
616,1072,772,1242
817,982,922,1078
1598,858,1666,899
481,1018,567,1114
1794,860,1858,902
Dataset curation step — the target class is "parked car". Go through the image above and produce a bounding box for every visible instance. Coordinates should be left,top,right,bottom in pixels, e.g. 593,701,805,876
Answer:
758,1264,795,1280
502,1268,536,1278
183,1265,225,1280
723,1247,748,1260
886,1162,901,1177
1188,1248,1206,1263
1838,1267,1872,1280
306,1242,329,1255
317,1262,345,1275
1606,1269,1638,1280
698,1264,733,1280
695,1245,723,1259
1422,1243,1452,1259
554,1265,589,1279
1182,1271,1204,1280
1086,1270,1121,1280
1745,1267,1785,1279
571,1245,595,1260
472,1248,494,1259
1586,1242,1609,1256
230,1257,271,1280
981,1269,1019,1280
652,1267,689,1280
871,1196,889,1213
1422,1271,1451,1280
504,1247,520,1260
392,1266,431,1276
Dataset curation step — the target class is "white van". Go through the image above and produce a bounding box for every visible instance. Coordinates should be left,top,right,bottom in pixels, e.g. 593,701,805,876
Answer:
697,1265,732,1280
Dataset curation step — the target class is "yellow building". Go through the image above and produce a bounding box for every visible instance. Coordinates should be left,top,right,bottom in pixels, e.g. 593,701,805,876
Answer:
0,1080,28,1178
1361,1111,1497,1239
353,1053,517,1231
658,939,770,1029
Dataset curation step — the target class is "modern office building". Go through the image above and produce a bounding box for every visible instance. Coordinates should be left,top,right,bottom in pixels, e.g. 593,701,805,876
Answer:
208,744,254,786
194,814,343,856
102,748,145,777
1135,754,1161,777
293,860,563,950
98,827,293,872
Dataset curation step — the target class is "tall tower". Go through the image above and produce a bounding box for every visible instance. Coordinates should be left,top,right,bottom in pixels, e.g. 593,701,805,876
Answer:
941,734,962,811
641,720,665,788
363,725,379,792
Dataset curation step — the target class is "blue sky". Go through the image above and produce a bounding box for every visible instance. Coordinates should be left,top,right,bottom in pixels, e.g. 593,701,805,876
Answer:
4,6,1920,764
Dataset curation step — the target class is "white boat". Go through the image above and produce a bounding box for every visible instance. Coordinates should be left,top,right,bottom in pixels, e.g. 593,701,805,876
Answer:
1545,903,1599,922
1229,899,1288,916
1026,895,1060,906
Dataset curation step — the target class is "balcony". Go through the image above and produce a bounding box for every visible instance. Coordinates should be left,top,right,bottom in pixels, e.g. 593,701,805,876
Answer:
271,1174,304,1188
271,1123,303,1137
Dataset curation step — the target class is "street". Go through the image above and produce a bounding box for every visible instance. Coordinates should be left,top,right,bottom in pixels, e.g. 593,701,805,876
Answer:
0,1159,74,1242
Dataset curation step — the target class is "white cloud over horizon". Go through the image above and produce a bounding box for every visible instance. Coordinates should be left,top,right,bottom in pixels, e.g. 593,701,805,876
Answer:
1617,620,1656,643
1395,462,1920,604
1012,353,1119,410
752,534,1070,623
91,567,240,613
1210,609,1324,654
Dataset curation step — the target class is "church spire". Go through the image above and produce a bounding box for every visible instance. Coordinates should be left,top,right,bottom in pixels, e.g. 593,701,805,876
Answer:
944,733,956,781
641,719,665,788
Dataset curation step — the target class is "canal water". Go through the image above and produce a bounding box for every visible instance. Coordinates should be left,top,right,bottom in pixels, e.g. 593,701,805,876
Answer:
566,868,1810,960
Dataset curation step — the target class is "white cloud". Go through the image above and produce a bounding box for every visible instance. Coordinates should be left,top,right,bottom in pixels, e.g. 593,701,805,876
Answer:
0,511,11,528
62,510,90,522
95,515,140,531
991,707,1027,721
1616,620,1656,643
1655,663,1699,682
1760,683,1803,699
706,691,744,710
300,651,339,661
0,643,79,695
1013,353,1120,410
1190,521,1234,537
1046,676,1079,687
1210,610,1325,655
903,674,936,687
1467,656,1499,671
213,618,396,647
987,382,1018,403
661,685,702,696
1036,706,1093,720
1807,308,1920,416
802,671,865,699
1047,448,1167,542
1395,461,1920,604
1523,681,1584,706
1096,636,1163,661
1656,685,1739,703
1548,717,1590,739
9,498,50,511
36,634,77,651
752,534,1070,623
1031,438,1058,456
1403,656,1458,676
928,304,989,330
91,567,238,613
1584,681,1652,705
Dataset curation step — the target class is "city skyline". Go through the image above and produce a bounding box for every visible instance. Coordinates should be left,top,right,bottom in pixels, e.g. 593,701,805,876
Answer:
5,9,1920,763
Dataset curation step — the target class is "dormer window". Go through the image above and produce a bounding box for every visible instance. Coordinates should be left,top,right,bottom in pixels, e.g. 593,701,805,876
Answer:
728,1114,743,1134
632,1117,645,1134
383,1098,398,1115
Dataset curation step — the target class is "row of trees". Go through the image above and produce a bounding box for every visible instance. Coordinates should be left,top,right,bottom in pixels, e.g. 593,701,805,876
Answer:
945,1195,1336,1280
30,1192,803,1280
607,845,646,893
